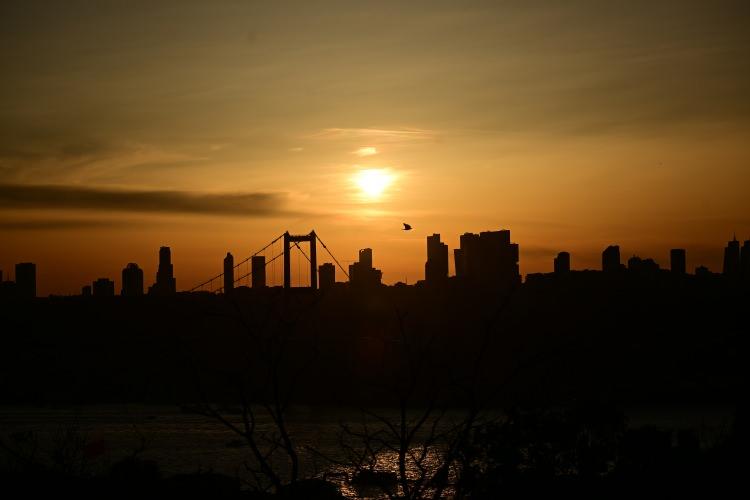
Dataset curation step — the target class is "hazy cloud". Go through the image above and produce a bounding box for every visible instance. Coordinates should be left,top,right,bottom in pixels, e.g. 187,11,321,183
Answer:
0,218,138,231
353,146,378,157
0,183,292,217
312,128,435,142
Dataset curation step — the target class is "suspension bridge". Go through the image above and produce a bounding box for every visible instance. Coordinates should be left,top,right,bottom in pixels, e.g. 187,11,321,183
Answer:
187,231,350,293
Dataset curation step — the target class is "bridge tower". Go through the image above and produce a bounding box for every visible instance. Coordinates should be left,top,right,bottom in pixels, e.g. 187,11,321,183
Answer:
283,231,317,289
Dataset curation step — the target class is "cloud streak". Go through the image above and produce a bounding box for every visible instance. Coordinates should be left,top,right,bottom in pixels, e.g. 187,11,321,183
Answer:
0,218,139,231
0,183,292,217
311,128,434,142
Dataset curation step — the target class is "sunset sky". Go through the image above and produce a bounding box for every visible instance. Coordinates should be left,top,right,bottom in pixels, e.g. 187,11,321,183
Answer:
1,0,749,295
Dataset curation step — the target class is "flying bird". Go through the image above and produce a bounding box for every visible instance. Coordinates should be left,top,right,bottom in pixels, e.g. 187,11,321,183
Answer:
402,223,412,231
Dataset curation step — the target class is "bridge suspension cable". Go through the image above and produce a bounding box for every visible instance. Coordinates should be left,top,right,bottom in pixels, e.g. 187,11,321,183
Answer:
315,233,350,279
188,229,350,292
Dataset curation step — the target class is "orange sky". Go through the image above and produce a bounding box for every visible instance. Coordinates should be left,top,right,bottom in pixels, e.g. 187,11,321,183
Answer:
1,1,749,295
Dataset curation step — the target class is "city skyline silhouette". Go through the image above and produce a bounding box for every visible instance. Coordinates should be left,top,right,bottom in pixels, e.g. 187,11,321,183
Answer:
1,1,748,497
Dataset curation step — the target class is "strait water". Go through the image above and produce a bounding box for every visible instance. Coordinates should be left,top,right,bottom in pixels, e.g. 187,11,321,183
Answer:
0,405,734,498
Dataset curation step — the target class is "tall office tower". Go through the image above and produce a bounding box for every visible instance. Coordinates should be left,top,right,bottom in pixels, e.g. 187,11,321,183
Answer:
349,248,382,287
121,263,144,296
554,252,570,274
81,285,92,296
723,236,741,276
223,253,234,294
252,256,266,288
359,248,373,269
453,249,465,277
319,262,336,290
602,245,621,273
741,240,750,279
456,230,519,285
93,278,115,297
670,249,686,275
479,230,520,285
149,246,177,295
15,262,36,298
425,234,449,284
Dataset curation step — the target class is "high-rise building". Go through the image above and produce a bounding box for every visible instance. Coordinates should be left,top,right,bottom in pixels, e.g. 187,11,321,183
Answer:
458,232,481,280
455,229,519,286
554,252,570,274
224,253,234,294
670,249,686,275
15,262,36,298
349,248,382,287
602,246,621,273
741,240,750,279
252,256,266,288
453,249,465,277
425,234,449,284
82,285,92,296
121,263,144,296
319,263,336,290
93,278,115,297
723,236,741,276
149,246,176,295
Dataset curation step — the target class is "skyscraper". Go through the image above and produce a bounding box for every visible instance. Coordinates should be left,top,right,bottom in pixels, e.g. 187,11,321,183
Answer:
741,240,750,279
121,263,144,296
425,234,449,284
670,249,686,275
349,248,382,287
602,246,621,273
224,253,234,294
723,236,741,276
453,249,465,277
149,246,176,295
252,256,266,288
319,262,336,290
554,252,570,274
15,262,36,298
455,229,519,286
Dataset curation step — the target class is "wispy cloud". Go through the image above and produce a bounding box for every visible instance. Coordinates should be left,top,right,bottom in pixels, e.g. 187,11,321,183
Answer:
311,128,434,142
0,218,139,231
353,146,378,157
0,183,293,217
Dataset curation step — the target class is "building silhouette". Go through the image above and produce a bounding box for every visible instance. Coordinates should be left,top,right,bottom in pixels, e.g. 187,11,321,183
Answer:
251,256,266,288
319,262,336,290
554,252,570,274
121,263,144,296
15,262,36,298
224,253,234,294
425,234,449,284
349,248,382,288
454,230,519,286
81,285,92,297
149,246,176,295
602,245,621,273
453,248,465,277
723,236,741,276
741,240,750,279
628,256,659,273
670,249,686,275
695,265,713,277
93,278,115,297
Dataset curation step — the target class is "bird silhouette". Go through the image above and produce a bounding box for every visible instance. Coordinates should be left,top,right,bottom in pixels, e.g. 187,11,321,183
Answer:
403,223,412,231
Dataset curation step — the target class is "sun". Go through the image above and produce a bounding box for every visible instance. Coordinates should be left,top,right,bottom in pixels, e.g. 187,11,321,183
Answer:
354,168,394,199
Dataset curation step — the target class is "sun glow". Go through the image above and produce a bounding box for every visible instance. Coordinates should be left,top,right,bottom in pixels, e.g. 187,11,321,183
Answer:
354,168,394,199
